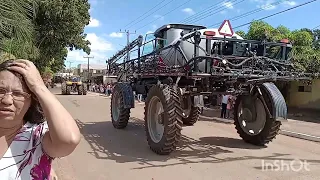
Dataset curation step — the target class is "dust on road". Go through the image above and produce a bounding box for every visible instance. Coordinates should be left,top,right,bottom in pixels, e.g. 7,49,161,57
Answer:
50,88,320,180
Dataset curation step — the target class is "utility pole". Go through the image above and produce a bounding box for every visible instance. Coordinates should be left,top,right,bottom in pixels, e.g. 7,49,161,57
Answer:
67,61,73,77
119,29,136,80
83,56,94,86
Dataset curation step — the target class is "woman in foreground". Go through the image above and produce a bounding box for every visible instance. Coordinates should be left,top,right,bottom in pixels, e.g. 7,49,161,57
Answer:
0,59,81,179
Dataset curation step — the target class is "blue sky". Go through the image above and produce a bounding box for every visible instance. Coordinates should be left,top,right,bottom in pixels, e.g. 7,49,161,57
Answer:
65,0,320,67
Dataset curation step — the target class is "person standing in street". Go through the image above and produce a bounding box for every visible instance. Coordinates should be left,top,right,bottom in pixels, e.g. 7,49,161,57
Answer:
220,94,229,118
226,95,234,119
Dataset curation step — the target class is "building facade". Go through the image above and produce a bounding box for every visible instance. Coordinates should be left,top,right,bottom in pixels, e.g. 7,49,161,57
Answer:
77,63,109,80
287,79,320,110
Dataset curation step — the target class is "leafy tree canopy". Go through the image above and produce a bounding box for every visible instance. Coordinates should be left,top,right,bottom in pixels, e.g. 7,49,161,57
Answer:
236,20,320,73
0,0,91,73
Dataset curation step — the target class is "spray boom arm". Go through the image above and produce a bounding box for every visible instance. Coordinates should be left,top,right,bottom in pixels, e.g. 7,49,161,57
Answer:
106,35,144,66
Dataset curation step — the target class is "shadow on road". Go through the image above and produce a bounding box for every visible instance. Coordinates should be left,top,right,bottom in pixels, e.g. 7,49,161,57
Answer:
75,117,320,170
287,107,320,124
198,136,265,149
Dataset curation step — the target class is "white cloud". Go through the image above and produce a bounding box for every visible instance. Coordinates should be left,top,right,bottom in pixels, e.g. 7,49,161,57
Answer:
223,1,234,9
145,25,157,34
66,50,110,65
146,30,153,34
66,33,114,64
220,10,227,14
182,8,195,15
283,1,297,6
154,15,164,20
253,0,297,10
89,0,98,6
87,17,100,27
66,50,86,63
109,32,123,38
86,33,113,51
260,3,276,10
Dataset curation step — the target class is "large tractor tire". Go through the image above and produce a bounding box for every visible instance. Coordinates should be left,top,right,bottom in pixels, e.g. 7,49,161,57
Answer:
110,83,132,129
145,84,183,155
180,96,200,126
82,84,87,95
182,106,200,126
234,83,283,146
61,83,67,95
66,85,71,95
78,85,83,95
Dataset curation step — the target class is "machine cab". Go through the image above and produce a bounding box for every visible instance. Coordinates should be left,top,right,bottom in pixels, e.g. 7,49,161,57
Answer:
141,24,206,55
72,76,80,82
154,24,206,47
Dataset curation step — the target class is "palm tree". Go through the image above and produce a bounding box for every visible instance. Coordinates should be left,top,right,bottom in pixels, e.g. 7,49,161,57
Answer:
0,0,38,58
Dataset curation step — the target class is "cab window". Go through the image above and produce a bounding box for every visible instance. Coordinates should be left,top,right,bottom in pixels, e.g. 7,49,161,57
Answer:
142,33,156,56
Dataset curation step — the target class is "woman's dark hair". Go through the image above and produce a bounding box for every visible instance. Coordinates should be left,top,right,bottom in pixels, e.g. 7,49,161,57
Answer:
0,59,45,124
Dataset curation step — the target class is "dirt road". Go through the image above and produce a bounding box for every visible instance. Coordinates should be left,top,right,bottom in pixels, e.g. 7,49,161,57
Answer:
50,87,320,180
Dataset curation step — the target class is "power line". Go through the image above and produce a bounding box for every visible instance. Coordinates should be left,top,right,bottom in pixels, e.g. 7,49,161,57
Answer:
179,0,226,23
312,24,320,30
183,0,245,24
117,29,136,79
233,0,319,30
122,0,167,29
118,30,136,62
136,0,193,31
66,61,73,77
208,0,286,28
181,0,241,24
126,0,176,29
83,56,94,84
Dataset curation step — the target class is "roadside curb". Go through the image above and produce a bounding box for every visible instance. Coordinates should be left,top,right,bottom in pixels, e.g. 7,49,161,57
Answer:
87,92,110,97
279,130,320,143
200,115,234,124
200,115,320,143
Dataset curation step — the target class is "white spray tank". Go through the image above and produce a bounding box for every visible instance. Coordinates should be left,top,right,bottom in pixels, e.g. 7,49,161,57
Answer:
156,20,243,72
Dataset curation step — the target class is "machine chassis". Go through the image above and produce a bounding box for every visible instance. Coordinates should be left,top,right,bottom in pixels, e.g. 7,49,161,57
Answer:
107,22,315,155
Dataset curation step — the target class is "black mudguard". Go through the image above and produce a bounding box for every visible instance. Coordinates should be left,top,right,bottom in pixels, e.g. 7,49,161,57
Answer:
261,82,287,121
117,82,135,109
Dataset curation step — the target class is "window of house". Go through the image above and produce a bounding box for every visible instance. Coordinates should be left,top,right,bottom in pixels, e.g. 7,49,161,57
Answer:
298,85,312,92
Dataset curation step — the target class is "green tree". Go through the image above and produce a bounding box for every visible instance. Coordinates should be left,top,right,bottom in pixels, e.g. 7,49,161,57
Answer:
242,20,320,73
273,25,291,41
235,30,246,38
245,21,292,42
313,29,320,50
0,0,37,44
1,38,39,59
0,0,91,73
0,0,39,62
246,20,275,41
33,0,91,72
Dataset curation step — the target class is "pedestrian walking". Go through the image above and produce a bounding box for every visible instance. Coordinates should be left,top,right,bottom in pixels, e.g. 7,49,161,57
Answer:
220,94,230,118
137,93,143,102
226,95,233,119
107,84,111,96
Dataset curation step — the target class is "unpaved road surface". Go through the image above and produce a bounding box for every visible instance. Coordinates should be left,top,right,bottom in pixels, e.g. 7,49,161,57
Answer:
50,87,320,180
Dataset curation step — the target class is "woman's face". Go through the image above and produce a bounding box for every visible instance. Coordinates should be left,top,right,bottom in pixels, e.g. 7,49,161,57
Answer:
0,70,31,126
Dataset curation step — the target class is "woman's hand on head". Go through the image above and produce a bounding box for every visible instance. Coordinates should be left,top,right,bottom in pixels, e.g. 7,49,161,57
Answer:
7,59,46,93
